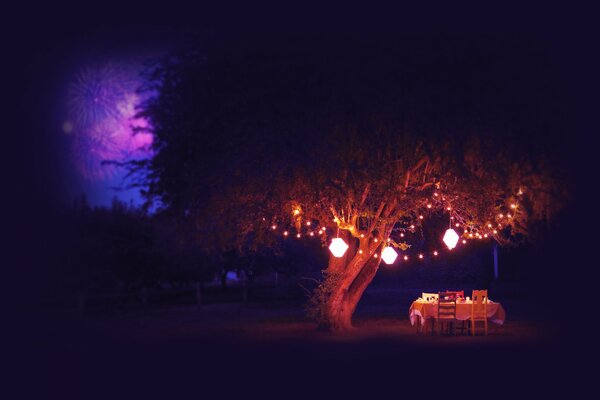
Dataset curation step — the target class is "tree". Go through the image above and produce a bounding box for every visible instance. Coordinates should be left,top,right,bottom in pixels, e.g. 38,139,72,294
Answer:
136,32,568,330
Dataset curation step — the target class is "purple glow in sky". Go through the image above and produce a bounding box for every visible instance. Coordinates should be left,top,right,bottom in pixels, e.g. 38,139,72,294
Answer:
64,61,153,187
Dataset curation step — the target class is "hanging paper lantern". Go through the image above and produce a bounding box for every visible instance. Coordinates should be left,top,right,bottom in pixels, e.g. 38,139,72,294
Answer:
381,246,398,264
443,228,459,250
329,238,349,258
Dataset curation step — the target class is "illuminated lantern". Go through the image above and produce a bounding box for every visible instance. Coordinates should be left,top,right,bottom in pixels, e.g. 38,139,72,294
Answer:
381,247,398,265
443,228,460,250
329,238,349,258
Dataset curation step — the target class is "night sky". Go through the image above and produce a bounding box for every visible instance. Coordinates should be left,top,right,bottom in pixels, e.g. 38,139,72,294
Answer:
16,5,591,209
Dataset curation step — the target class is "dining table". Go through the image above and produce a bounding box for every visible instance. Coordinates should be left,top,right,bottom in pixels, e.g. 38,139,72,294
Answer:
409,298,506,332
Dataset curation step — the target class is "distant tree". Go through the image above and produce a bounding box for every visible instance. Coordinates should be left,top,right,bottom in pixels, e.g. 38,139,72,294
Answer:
137,34,568,330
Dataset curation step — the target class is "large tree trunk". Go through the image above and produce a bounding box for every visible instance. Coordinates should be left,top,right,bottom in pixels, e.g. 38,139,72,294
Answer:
320,230,385,331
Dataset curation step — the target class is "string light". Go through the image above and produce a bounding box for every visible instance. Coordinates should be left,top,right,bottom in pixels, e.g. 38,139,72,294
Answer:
462,239,467,244
374,238,378,242
427,204,432,208
507,214,512,218
374,253,378,258
493,230,497,234
310,232,314,236
360,234,364,238
293,209,300,216
359,249,363,254
433,251,438,256
400,233,404,237
510,204,517,209
434,193,439,197
455,223,460,227
297,233,301,238
306,221,311,226
446,206,451,211
469,233,473,238
499,214,504,218
484,234,488,238
272,225,277,230
418,254,424,259
404,255,408,261
284,231,288,236
419,215,424,220
410,225,415,229
487,223,492,228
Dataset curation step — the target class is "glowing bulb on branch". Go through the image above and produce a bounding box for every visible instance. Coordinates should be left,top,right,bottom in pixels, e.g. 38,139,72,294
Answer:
419,254,424,259
400,233,404,237
419,215,424,219
360,234,364,238
310,232,314,236
284,231,288,236
294,209,300,216
359,250,363,254
374,254,378,258
443,228,460,250
329,238,349,258
488,223,492,228
455,223,460,227
381,247,398,264
272,225,277,230
306,221,311,226
433,251,438,256
374,238,378,243
427,204,432,208
404,255,408,261
297,233,301,238
493,230,497,234
462,239,467,244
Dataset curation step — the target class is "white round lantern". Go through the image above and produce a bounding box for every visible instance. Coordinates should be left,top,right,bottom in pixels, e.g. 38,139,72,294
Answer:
329,238,349,258
443,228,460,250
381,246,398,265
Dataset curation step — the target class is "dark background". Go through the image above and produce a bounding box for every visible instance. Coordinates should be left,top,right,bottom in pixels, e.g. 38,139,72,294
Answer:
7,2,594,396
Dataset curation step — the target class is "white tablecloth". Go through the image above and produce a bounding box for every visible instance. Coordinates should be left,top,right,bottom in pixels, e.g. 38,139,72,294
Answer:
409,299,506,326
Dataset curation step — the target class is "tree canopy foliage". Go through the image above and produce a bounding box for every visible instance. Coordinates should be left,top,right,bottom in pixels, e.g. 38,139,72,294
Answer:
136,33,568,254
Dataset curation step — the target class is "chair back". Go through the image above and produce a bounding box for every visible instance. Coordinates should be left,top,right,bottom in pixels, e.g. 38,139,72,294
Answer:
422,292,439,302
437,291,457,320
471,289,488,319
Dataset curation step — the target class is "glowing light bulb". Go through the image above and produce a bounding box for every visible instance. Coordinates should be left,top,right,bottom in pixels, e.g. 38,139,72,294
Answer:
484,234,488,238
469,233,473,238
310,232,314,236
507,214,512,218
374,254,378,258
306,221,311,226
427,204,432,208
381,247,398,264
446,206,451,211
404,255,408,261
294,209,300,215
400,233,404,237
419,254,424,259
272,225,277,230
410,225,415,229
297,233,301,238
360,234,364,238
493,230,497,234
434,193,439,197
510,204,517,209
284,231,288,236
488,223,492,228
455,223,460,227
419,215,424,219
462,239,467,244
518,189,523,195
359,249,363,254
374,238,378,242
318,230,323,235
443,229,460,250
433,251,438,256
499,214,504,218
321,227,326,231
329,238,349,257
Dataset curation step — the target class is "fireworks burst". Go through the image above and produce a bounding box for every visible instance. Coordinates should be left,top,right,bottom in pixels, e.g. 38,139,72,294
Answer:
65,62,153,181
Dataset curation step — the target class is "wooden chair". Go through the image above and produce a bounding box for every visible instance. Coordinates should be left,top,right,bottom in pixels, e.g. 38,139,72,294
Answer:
471,290,488,336
447,290,466,334
436,291,457,335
